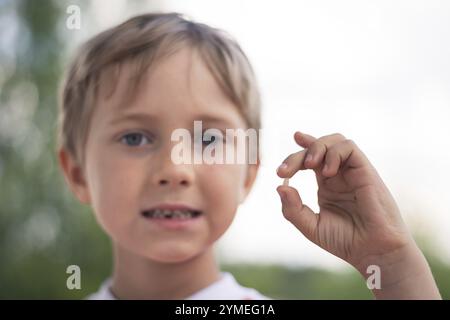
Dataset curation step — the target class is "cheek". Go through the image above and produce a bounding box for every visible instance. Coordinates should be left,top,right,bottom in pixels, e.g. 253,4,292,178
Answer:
199,164,247,229
85,147,142,232
202,165,243,198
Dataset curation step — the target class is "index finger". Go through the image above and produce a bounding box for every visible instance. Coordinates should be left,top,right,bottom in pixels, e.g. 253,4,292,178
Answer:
277,149,309,178
276,132,317,178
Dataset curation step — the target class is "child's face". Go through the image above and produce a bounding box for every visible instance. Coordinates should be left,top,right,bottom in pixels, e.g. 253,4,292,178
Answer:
60,47,258,263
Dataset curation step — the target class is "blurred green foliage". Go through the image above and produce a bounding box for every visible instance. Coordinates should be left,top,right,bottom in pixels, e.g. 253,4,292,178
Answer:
0,0,448,300
0,0,112,300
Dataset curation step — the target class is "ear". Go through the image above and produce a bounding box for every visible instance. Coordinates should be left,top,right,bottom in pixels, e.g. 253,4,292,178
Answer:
58,148,91,204
239,159,260,204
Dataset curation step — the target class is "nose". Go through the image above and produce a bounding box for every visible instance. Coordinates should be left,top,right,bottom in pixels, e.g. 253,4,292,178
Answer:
152,156,194,188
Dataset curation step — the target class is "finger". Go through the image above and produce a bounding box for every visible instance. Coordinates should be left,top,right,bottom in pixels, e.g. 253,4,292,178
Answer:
294,131,316,149
322,139,369,177
277,149,308,178
304,133,346,170
321,145,341,177
276,185,318,242
278,132,346,178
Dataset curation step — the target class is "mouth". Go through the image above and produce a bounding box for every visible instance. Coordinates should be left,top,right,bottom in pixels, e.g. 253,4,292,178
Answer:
141,205,202,220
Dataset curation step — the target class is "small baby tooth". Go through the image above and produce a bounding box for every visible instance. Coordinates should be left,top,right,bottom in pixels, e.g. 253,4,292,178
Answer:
174,210,183,218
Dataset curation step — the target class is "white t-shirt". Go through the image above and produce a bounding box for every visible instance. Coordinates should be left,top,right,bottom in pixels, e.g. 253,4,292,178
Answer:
87,272,270,300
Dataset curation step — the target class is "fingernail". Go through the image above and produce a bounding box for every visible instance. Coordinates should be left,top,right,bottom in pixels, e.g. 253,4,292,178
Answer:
277,163,288,173
306,154,313,163
323,164,328,173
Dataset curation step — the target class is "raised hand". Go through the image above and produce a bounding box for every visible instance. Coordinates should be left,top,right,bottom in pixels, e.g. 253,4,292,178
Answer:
276,131,441,299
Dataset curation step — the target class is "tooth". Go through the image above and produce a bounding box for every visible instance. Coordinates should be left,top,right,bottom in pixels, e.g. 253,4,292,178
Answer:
147,208,199,219
154,210,162,218
173,210,182,218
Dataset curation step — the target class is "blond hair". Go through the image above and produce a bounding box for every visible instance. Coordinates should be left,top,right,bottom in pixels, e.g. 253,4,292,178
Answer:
57,12,261,166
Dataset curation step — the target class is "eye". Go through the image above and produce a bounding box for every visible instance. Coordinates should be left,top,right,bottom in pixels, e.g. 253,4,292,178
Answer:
202,131,223,146
120,132,152,147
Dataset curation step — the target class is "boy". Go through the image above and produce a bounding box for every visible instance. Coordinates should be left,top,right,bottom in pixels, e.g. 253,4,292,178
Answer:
57,13,441,299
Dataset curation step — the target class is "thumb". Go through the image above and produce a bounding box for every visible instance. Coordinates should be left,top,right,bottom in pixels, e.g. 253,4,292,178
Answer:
276,186,318,243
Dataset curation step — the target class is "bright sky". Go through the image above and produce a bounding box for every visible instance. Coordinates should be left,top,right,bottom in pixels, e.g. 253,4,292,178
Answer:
82,0,450,270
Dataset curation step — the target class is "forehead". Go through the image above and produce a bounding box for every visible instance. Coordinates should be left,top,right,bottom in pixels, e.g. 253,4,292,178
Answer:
94,47,245,127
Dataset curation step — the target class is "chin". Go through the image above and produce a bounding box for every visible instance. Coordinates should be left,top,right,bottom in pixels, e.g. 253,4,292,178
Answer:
145,243,203,264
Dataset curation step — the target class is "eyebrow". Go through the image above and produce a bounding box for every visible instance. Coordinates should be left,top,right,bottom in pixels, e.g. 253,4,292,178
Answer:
197,115,239,128
108,113,240,128
108,113,159,126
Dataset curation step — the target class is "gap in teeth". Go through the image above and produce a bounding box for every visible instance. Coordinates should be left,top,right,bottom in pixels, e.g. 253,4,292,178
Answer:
148,209,195,219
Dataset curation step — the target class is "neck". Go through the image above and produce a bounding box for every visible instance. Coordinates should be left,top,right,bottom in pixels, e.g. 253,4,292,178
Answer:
110,244,221,299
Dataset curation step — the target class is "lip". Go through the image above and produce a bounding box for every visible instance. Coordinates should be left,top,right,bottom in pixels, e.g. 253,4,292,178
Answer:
141,203,203,231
